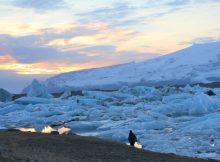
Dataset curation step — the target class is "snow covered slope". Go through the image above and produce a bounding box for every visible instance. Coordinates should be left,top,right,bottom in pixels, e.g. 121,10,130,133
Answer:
44,42,220,92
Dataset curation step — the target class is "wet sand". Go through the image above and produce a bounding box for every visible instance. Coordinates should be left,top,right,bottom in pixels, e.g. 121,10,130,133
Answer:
0,130,218,162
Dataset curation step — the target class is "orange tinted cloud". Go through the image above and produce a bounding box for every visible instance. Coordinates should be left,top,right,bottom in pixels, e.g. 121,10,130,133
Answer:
43,21,186,54
0,55,110,74
0,23,40,36
0,55,15,63
47,39,67,46
46,24,138,52
0,20,188,56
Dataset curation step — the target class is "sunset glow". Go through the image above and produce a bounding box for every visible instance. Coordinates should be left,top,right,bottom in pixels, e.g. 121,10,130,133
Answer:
0,55,108,74
0,0,220,92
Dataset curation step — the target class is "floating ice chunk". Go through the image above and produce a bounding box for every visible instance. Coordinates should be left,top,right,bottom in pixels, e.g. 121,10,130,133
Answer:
192,85,204,92
0,104,24,115
142,139,177,154
0,88,12,102
181,84,194,93
77,98,100,106
135,120,172,131
15,97,54,105
27,79,52,98
112,130,128,142
160,86,181,96
59,89,71,99
162,93,192,104
163,127,174,133
197,152,219,161
98,128,128,142
67,121,102,133
188,92,220,116
181,114,220,136
119,86,160,97
83,90,114,100
213,88,220,96
154,92,220,117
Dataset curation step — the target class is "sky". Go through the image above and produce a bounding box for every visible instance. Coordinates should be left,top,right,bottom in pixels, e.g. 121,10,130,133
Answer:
0,0,220,93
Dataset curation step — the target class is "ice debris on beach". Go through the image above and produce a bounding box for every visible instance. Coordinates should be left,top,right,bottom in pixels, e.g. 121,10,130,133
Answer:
0,85,220,160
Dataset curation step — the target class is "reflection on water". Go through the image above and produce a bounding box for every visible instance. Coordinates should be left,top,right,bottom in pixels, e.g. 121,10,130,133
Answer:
127,142,142,149
134,142,142,149
19,128,36,132
41,126,55,133
19,126,71,135
58,127,71,134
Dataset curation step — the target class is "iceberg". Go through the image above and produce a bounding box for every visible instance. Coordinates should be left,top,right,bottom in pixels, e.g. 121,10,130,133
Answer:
59,89,71,99
15,97,54,105
0,88,13,102
27,79,52,98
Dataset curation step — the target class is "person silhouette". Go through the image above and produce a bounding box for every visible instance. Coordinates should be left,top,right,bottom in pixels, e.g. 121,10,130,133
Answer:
128,130,137,146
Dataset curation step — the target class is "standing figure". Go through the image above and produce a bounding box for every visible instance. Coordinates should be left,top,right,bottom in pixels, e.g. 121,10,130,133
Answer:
128,130,137,146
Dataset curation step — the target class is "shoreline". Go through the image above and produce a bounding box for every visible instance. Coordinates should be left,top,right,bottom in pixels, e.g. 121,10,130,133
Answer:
0,130,218,162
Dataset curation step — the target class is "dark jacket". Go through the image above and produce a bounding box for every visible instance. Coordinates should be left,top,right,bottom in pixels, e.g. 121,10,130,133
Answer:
128,130,137,146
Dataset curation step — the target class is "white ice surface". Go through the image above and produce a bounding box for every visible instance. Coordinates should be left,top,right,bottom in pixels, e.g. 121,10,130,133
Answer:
25,41,220,93
27,79,52,98
1,85,220,160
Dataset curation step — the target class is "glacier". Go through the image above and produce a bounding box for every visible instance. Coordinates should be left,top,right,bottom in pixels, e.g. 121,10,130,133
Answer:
1,85,220,160
23,41,220,93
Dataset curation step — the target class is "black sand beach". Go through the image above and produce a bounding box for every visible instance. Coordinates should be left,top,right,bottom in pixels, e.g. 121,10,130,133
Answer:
0,130,218,162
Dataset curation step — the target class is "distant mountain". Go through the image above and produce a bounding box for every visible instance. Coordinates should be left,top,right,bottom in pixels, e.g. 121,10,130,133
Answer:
24,42,220,93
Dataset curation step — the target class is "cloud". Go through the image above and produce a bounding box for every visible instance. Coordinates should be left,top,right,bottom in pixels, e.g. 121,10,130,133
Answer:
40,27,98,41
0,23,107,64
0,55,15,63
44,24,139,51
0,70,52,93
78,2,133,19
12,0,66,11
78,45,160,65
76,1,191,27
165,0,220,7
166,0,191,6
0,22,160,75
0,34,90,64
194,0,220,3
0,32,157,64
179,37,220,45
77,2,136,26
